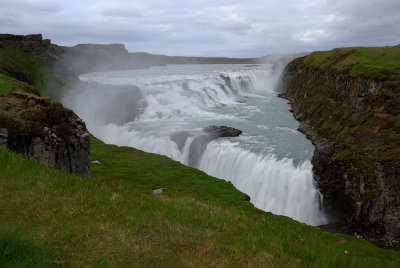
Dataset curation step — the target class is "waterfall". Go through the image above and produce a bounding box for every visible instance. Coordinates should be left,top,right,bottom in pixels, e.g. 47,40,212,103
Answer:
63,64,328,226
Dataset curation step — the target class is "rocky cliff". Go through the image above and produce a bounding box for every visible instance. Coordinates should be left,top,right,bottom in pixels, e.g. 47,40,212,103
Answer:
0,34,76,98
0,92,91,177
280,46,400,249
0,34,91,177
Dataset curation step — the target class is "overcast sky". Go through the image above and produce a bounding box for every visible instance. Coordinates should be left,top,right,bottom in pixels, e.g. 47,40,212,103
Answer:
1,0,399,57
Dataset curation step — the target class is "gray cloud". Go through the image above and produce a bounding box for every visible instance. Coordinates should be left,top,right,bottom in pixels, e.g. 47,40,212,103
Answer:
2,0,62,13
0,0,399,57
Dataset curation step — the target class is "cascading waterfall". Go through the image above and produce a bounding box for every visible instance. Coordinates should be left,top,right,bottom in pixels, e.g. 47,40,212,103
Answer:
63,64,328,226
198,141,324,224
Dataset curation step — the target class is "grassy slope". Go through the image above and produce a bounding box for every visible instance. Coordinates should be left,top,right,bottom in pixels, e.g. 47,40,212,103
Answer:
0,74,38,96
292,45,400,163
1,41,400,266
0,47,61,98
303,45,400,80
1,137,400,267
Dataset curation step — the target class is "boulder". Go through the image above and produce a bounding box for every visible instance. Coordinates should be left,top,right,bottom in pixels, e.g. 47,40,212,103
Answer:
203,125,242,139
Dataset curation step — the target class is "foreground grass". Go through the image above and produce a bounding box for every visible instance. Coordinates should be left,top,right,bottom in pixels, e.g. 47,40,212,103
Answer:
1,138,400,267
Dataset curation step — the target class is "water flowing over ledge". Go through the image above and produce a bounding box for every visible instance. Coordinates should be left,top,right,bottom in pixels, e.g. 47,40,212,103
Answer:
199,141,325,225
63,64,328,226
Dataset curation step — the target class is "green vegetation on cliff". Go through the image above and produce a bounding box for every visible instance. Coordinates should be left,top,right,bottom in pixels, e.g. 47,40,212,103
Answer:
283,45,400,248
302,47,400,163
303,45,400,80
0,47,50,95
0,74,38,96
0,43,66,98
2,34,400,264
288,45,400,164
2,138,400,267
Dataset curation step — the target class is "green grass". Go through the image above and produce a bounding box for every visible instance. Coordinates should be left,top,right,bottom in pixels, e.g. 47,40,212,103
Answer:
1,40,400,266
0,233,51,268
90,136,252,208
0,74,20,94
303,45,400,80
1,138,400,267
0,47,60,98
0,74,38,95
287,46,400,163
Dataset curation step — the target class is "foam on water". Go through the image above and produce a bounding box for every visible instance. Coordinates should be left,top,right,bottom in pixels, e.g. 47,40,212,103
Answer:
199,141,325,225
64,64,328,226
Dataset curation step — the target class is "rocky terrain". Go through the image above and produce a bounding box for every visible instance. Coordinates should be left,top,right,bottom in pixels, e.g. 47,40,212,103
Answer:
0,34,256,177
2,33,399,251
0,91,91,177
280,46,400,249
0,34,91,176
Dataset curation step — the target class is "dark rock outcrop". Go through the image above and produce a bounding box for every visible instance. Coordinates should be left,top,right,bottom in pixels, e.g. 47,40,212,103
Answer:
0,92,90,177
280,56,400,249
0,33,78,99
0,34,60,63
203,125,242,139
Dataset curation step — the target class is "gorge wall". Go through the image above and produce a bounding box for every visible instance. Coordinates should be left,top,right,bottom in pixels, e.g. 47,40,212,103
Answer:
280,47,400,249
2,34,399,249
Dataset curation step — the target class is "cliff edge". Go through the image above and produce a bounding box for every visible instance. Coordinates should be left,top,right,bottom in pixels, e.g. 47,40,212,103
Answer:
0,34,90,177
280,46,400,249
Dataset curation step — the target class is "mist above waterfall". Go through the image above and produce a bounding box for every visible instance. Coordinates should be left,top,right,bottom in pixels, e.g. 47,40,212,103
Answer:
62,63,328,226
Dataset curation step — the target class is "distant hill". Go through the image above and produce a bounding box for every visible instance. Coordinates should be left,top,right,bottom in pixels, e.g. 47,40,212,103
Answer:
60,42,304,73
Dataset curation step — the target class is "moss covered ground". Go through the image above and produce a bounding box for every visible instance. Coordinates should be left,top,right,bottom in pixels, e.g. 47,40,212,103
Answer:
1,138,400,267
303,45,400,80
1,37,400,266
288,45,400,164
0,46,62,98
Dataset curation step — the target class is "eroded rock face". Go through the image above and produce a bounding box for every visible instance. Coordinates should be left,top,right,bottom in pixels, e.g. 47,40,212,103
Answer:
281,57,400,249
1,92,91,177
0,34,65,69
26,124,90,177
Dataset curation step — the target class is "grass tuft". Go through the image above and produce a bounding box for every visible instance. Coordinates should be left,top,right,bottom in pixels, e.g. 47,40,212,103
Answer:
0,233,51,268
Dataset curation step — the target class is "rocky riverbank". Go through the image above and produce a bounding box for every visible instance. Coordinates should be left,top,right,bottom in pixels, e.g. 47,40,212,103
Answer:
280,47,400,249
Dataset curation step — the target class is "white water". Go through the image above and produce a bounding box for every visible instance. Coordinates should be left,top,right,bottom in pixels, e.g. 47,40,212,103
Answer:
63,64,328,225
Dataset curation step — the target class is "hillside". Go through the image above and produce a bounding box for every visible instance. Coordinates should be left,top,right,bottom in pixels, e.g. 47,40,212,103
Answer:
280,45,400,249
1,33,400,266
2,138,400,267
